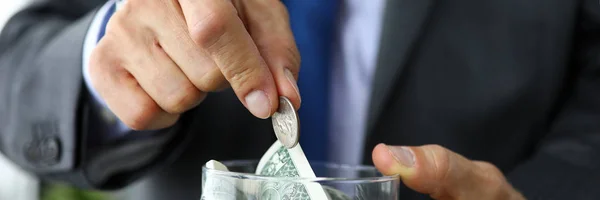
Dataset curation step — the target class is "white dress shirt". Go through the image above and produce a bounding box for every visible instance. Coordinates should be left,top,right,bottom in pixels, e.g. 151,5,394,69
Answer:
83,0,386,165
330,0,386,165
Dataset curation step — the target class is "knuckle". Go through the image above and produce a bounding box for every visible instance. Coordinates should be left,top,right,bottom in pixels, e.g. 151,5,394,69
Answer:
106,12,128,33
476,161,500,173
105,8,149,45
118,0,136,16
91,42,117,64
89,50,107,74
162,83,202,114
226,64,261,88
194,68,228,92
90,36,113,63
473,161,515,199
89,44,122,85
188,8,232,49
121,98,160,130
484,174,507,196
116,0,151,21
475,161,506,186
474,161,521,199
424,145,452,182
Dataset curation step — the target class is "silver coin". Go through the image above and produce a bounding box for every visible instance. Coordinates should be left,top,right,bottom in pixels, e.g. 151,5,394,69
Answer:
271,96,299,149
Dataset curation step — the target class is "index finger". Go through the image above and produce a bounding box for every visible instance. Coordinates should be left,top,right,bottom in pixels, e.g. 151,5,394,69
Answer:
233,0,302,109
178,0,278,119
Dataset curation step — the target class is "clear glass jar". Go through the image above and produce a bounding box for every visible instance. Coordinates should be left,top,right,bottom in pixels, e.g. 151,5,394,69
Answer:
202,160,400,200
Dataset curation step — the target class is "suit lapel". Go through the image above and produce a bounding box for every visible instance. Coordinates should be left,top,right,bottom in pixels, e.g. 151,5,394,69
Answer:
366,0,437,134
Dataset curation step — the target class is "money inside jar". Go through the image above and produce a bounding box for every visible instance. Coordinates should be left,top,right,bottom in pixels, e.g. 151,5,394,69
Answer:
203,96,352,199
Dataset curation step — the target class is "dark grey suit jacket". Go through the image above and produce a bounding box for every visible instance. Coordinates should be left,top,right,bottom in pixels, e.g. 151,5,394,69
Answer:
2,0,600,199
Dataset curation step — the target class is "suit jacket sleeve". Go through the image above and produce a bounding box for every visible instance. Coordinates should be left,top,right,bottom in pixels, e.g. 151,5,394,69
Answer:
507,0,600,198
0,0,193,190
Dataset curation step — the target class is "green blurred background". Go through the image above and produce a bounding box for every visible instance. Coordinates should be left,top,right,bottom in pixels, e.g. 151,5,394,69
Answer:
42,184,112,200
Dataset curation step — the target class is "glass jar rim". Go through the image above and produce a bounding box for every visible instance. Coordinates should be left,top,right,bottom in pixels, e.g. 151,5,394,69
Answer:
203,160,400,183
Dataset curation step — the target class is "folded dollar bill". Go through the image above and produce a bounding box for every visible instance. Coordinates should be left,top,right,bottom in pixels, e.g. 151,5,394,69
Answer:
203,141,352,200
254,141,329,199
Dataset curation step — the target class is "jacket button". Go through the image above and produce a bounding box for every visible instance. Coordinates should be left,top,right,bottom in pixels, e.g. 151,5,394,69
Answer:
24,137,61,166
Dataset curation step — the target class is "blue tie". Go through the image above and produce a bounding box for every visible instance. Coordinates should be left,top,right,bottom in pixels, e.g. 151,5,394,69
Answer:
282,1,337,162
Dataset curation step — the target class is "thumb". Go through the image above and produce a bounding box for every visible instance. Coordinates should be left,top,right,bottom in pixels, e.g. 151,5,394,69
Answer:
372,143,524,200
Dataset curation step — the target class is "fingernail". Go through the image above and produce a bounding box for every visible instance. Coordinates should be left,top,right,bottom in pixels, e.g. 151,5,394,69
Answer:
245,90,271,119
284,68,301,104
388,146,415,168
